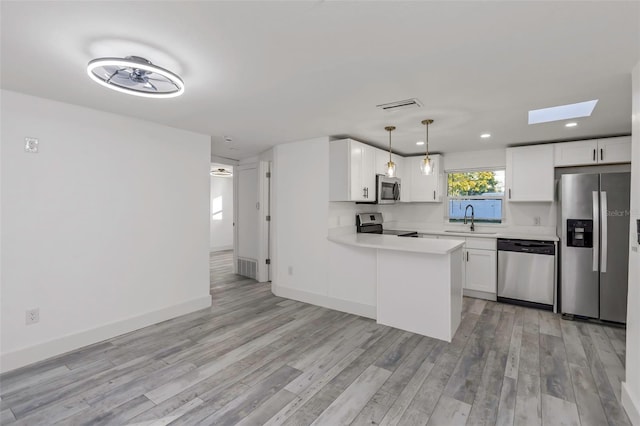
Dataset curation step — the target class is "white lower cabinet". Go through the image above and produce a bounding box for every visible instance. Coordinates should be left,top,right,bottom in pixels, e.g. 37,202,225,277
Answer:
462,237,497,299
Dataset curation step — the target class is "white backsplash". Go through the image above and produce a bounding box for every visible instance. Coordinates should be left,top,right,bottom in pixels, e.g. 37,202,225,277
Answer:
329,199,557,237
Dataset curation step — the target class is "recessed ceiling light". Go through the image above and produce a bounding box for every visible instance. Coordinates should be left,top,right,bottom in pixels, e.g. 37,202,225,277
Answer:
87,56,184,98
416,141,425,146
528,100,598,124
480,133,491,139
565,122,578,128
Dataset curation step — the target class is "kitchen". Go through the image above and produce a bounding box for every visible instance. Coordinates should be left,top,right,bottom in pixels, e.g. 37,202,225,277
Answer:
1,1,639,425
273,132,631,332
270,131,636,424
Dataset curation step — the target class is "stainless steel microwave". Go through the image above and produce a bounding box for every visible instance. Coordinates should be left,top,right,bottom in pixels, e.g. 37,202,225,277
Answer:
377,175,401,204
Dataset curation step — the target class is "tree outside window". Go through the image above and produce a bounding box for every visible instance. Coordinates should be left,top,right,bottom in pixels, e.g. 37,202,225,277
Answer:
447,170,505,223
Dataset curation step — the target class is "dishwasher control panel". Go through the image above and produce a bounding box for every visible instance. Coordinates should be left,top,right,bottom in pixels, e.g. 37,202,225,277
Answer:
497,238,555,255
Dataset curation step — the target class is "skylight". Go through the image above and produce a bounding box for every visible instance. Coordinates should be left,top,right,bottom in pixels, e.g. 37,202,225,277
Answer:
528,100,598,125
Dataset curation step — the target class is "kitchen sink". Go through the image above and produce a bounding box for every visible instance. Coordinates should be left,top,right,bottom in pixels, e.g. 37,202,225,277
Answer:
443,230,498,235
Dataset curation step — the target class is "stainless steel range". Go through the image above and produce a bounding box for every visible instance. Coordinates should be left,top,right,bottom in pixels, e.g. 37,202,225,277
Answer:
355,212,418,237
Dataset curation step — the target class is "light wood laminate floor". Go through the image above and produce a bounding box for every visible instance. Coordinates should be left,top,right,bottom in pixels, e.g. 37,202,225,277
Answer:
0,250,630,425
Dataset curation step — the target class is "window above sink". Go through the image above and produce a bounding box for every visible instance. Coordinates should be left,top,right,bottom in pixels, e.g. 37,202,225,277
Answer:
447,169,505,224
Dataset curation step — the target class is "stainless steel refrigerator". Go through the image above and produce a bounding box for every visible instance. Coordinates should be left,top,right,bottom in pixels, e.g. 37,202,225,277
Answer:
558,168,630,323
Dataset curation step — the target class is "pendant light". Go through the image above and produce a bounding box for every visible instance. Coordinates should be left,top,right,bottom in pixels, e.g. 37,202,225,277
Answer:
420,119,434,175
385,126,396,177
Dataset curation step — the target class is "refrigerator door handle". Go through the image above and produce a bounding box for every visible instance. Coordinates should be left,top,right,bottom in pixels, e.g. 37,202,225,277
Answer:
601,191,608,273
592,191,599,272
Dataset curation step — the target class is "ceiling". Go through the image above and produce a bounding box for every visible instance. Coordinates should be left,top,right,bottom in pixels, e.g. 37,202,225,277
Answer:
1,2,638,160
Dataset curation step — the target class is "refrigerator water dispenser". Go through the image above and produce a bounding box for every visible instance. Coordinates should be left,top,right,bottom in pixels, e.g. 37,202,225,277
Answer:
566,219,593,248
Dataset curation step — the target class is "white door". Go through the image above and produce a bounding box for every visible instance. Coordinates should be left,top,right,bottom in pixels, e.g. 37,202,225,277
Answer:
236,164,259,275
259,161,272,282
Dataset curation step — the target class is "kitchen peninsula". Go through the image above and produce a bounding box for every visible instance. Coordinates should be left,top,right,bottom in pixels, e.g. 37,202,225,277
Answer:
328,233,464,342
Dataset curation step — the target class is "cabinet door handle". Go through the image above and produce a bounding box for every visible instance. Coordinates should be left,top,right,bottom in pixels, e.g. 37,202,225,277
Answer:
593,149,596,162
600,148,604,161
363,187,367,198
508,188,512,199
466,251,469,262
433,190,436,200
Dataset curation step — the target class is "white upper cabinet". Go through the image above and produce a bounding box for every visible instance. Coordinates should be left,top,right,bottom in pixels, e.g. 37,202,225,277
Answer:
554,136,631,167
375,148,404,179
404,155,443,202
506,144,554,202
330,139,376,202
597,136,632,164
554,139,598,166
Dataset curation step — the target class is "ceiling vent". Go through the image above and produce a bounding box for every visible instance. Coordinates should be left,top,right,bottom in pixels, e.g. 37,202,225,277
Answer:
376,98,423,112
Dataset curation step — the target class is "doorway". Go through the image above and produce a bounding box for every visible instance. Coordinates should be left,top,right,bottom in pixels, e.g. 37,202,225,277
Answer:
210,163,235,253
233,159,272,282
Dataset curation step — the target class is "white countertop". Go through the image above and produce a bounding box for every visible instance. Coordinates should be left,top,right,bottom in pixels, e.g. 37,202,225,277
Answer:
328,233,465,255
386,227,559,242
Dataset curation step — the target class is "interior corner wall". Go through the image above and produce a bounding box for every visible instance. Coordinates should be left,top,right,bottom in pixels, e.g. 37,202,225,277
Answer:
0,90,212,372
622,61,640,426
272,137,330,295
210,174,234,252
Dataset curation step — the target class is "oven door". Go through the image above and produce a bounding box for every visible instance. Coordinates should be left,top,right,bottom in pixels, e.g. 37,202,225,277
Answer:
377,176,401,204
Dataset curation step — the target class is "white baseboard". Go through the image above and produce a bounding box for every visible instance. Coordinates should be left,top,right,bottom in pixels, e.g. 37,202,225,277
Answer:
622,381,640,426
272,283,376,320
210,245,233,252
463,288,497,301
0,295,212,373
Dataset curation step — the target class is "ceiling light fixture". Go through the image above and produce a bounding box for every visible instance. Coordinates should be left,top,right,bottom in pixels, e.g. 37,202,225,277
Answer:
480,133,491,139
384,126,396,178
210,168,233,177
416,141,425,146
87,56,184,98
420,119,434,176
565,122,578,128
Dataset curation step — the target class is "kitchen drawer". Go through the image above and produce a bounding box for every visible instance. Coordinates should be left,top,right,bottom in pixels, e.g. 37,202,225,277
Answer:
465,237,496,250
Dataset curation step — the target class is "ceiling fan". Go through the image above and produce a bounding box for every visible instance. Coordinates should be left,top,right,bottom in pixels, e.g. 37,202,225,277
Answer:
87,56,184,98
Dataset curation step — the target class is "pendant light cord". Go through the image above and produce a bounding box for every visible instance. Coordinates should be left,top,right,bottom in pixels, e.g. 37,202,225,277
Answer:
384,126,396,161
422,119,433,158
425,121,429,157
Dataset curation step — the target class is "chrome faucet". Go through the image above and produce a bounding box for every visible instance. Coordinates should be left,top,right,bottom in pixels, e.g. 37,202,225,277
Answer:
464,204,475,232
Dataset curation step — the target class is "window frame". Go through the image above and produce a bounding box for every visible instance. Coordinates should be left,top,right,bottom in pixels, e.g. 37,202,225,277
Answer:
446,168,506,224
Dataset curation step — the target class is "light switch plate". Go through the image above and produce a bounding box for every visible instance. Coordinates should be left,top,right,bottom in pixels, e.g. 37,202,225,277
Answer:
24,137,39,153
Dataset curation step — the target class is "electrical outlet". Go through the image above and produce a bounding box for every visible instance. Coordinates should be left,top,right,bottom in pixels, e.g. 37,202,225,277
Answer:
534,216,541,226
25,308,39,325
24,137,39,153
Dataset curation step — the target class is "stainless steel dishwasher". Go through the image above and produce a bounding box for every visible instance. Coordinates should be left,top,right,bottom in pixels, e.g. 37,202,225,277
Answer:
497,239,556,311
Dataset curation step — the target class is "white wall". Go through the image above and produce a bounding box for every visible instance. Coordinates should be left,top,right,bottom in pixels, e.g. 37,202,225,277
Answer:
271,137,376,318
622,61,640,426
210,172,234,252
0,90,211,372
272,138,329,294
